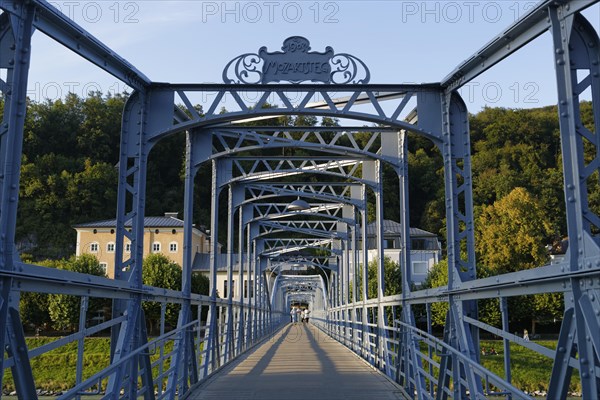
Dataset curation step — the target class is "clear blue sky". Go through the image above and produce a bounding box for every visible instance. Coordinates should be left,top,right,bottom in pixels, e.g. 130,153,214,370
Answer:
24,1,600,112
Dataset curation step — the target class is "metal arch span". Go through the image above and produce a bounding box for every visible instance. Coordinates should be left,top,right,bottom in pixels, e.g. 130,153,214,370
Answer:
143,84,444,145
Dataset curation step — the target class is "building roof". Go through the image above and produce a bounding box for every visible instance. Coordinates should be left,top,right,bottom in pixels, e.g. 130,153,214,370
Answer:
73,213,202,231
363,220,437,237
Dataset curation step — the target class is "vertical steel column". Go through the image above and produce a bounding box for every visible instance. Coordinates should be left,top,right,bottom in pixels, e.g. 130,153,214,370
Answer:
235,193,246,354
224,184,236,363
75,296,89,400
204,159,222,375
242,204,254,349
360,187,370,361
439,90,482,396
394,131,426,397
344,239,351,345
500,297,512,399
426,304,434,399
246,222,257,345
339,240,346,344
166,130,204,396
0,4,36,397
332,239,342,340
255,253,264,338
364,160,389,373
107,89,159,399
548,8,600,398
350,186,362,353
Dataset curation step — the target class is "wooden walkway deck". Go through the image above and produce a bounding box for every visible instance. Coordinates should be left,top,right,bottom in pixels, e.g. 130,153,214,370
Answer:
188,323,404,400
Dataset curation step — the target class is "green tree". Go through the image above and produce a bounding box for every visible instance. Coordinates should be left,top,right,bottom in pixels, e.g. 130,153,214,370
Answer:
19,260,59,331
421,259,501,327
476,187,553,274
352,256,401,300
191,272,210,295
48,254,108,331
18,93,126,259
142,254,182,331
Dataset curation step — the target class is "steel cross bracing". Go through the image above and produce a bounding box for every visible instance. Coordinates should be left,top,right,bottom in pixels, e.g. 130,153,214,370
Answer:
247,203,351,224
242,182,363,208
226,157,371,185
262,238,337,255
1,0,600,399
210,127,397,165
256,220,347,240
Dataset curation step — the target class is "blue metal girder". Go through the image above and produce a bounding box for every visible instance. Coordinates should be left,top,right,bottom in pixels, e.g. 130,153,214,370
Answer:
549,6,600,398
0,3,36,398
438,90,482,397
4,0,152,91
442,0,597,90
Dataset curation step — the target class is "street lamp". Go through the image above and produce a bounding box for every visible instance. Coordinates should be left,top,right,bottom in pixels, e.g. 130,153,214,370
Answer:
287,197,310,211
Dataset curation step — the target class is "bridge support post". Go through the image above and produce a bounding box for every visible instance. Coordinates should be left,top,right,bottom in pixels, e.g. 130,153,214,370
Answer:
439,90,482,397
231,185,246,355
224,183,238,363
549,7,600,398
0,3,36,397
108,88,173,399
360,186,370,362
350,186,362,354
393,130,426,397
165,129,209,396
204,159,223,375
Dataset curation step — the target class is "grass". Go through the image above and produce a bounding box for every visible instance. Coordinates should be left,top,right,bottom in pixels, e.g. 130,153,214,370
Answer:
3,337,112,392
479,340,580,394
3,337,175,393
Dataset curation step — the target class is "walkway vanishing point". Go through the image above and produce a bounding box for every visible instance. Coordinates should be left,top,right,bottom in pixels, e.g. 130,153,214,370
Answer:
189,323,403,400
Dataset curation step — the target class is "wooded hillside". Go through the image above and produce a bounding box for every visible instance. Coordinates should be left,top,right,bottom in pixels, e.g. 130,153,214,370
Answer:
3,93,592,270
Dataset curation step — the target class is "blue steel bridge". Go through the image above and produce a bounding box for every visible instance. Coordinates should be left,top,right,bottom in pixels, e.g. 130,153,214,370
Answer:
1,0,600,399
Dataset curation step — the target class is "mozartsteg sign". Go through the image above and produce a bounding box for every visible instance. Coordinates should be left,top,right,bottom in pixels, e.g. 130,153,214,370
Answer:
223,36,370,84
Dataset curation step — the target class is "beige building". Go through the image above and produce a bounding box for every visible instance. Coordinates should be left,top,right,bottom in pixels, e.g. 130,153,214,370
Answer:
74,212,214,278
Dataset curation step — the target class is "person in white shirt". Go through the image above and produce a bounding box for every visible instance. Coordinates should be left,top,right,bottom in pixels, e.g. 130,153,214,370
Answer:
295,307,302,324
303,308,310,323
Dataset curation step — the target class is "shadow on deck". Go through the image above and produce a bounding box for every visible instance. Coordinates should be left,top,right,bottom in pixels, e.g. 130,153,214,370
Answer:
188,323,404,400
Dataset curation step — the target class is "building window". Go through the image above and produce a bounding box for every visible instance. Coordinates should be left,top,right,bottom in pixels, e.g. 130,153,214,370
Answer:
99,262,107,274
152,242,161,253
90,242,99,253
107,242,115,253
244,279,254,298
169,242,178,253
412,238,437,250
125,243,131,253
224,280,235,298
412,261,429,275
385,239,395,249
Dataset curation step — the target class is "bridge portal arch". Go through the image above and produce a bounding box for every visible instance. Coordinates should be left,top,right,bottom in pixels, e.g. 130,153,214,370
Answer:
2,3,600,399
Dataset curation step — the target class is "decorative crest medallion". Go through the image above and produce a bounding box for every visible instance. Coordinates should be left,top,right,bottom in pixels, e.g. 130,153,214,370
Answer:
222,36,370,84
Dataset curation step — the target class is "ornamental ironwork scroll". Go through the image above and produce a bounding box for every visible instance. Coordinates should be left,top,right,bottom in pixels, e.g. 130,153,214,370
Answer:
223,36,370,84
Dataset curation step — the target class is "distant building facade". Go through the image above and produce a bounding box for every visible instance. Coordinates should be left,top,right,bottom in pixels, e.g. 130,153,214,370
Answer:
74,212,214,278
358,220,441,286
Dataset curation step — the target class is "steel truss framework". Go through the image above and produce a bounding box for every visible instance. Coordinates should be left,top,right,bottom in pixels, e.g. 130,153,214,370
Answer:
1,1,600,399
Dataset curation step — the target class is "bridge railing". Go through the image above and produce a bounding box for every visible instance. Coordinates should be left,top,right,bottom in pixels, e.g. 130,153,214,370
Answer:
314,296,571,400
1,263,282,399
